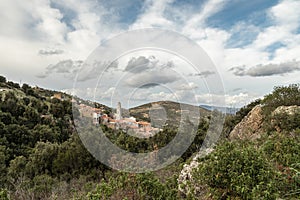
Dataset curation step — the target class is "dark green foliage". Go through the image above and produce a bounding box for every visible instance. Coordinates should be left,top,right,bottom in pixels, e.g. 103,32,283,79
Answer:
192,141,280,199
22,97,30,106
50,100,65,118
262,84,300,113
26,142,59,177
0,76,299,199
0,189,9,200
31,124,57,143
21,83,30,92
0,146,7,187
262,133,300,199
0,75,6,83
270,111,300,132
6,81,19,89
263,133,300,168
0,112,14,125
87,172,179,199
260,84,300,133
31,174,58,199
52,135,107,178
0,80,77,190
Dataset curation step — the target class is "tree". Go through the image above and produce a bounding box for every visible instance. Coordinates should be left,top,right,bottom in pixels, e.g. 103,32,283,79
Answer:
0,145,7,187
53,135,107,178
50,103,65,118
7,81,20,88
23,107,40,128
0,112,14,125
25,142,59,177
262,84,300,113
0,75,6,83
21,83,30,93
31,124,57,143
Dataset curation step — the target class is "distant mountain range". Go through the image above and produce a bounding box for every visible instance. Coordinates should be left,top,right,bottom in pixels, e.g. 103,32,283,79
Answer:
199,104,240,114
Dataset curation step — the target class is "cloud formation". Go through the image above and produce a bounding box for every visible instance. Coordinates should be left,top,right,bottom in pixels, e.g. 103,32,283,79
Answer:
36,59,83,78
38,49,64,55
230,60,300,77
2,0,300,107
175,82,198,90
125,70,179,88
189,70,215,77
124,56,152,73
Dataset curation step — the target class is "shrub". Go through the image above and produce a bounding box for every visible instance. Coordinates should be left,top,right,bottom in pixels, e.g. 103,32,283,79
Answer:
192,142,279,199
262,84,300,114
0,189,9,200
87,172,178,199
0,76,6,83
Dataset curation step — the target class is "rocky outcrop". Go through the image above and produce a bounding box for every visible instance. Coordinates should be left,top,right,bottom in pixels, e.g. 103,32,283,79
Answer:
178,148,213,197
272,105,300,116
229,105,263,140
229,105,300,140
271,105,300,132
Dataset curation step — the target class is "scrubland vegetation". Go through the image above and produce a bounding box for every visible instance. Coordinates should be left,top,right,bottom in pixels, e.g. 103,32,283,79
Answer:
0,75,299,199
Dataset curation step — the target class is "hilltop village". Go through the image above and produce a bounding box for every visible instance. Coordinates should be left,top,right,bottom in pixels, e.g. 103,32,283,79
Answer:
76,100,160,137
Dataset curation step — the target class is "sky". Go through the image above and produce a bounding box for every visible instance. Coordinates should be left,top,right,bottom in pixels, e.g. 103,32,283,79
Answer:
0,0,300,108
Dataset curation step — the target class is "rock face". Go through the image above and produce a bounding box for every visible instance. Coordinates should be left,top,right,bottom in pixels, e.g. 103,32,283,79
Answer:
272,105,300,116
271,105,300,132
229,105,263,140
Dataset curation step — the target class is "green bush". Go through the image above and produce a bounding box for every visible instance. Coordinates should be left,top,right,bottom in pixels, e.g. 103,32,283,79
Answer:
192,142,279,199
263,134,300,167
270,111,300,132
87,172,178,200
0,189,9,200
262,84,300,114
0,75,6,83
262,133,300,198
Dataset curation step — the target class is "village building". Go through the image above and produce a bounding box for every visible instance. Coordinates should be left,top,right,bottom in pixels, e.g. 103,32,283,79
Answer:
51,93,62,100
115,102,122,120
76,101,160,136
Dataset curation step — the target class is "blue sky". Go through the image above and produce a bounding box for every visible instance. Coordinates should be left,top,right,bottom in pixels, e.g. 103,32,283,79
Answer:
207,0,279,29
0,0,299,107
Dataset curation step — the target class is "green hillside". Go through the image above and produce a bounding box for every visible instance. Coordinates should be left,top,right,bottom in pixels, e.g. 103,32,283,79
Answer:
129,100,210,128
0,75,299,199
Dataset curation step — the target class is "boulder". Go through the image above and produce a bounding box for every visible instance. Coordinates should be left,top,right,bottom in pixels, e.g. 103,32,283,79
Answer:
229,105,263,140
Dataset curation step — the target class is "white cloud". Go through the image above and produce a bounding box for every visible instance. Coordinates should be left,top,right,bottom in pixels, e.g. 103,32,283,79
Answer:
175,82,198,90
224,93,255,107
251,0,300,50
0,0,121,88
148,91,178,101
124,69,179,88
196,92,258,107
130,0,175,29
38,49,64,55
30,0,68,44
183,0,226,33
269,0,300,31
230,60,300,77
37,59,83,78
1,0,300,108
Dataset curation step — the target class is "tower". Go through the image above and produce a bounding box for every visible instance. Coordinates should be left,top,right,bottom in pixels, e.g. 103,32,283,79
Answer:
116,102,122,120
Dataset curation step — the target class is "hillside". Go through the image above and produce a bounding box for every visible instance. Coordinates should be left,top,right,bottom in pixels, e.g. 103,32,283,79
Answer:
129,101,211,128
199,104,240,114
0,75,209,199
179,84,300,199
1,74,299,199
